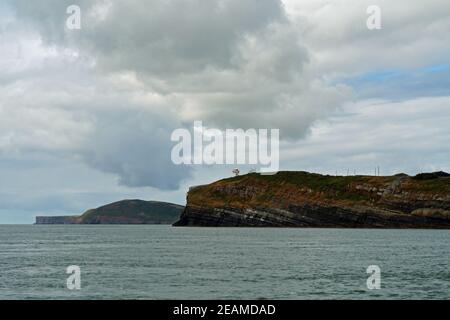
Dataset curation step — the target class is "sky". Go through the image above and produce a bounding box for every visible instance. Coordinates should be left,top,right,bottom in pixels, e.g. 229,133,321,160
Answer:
0,0,449,223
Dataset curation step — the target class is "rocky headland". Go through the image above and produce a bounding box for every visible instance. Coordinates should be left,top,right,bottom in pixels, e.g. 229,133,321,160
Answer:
174,171,450,228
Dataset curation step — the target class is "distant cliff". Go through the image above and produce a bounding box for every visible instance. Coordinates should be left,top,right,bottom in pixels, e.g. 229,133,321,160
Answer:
174,171,450,229
35,215,78,224
36,200,184,225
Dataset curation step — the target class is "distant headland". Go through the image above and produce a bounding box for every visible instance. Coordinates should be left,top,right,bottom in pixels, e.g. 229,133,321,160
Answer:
35,200,184,225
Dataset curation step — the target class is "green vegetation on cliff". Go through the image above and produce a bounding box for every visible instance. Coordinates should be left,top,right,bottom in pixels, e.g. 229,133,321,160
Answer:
189,171,450,207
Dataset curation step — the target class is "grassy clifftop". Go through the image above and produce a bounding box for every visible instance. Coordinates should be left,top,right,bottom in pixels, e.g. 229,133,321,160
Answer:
187,171,450,209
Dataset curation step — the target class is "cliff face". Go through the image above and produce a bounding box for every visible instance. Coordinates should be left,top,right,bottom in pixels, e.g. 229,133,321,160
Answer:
174,172,450,229
35,200,184,225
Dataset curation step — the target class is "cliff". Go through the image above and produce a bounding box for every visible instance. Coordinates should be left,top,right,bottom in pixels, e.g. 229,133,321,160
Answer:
173,171,450,229
35,200,184,225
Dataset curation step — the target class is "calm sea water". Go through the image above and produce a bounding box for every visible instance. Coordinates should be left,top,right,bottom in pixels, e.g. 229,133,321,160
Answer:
0,225,448,300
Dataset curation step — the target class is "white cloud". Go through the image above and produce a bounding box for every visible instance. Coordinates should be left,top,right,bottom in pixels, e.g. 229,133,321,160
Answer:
283,0,450,75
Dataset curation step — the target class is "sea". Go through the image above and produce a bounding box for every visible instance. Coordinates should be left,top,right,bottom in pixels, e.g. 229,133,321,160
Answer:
0,225,448,299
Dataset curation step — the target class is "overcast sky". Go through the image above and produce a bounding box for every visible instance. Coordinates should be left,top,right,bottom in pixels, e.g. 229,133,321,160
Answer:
1,0,449,223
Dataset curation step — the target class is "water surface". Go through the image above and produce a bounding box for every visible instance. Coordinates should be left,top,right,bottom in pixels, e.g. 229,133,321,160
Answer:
0,225,448,299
